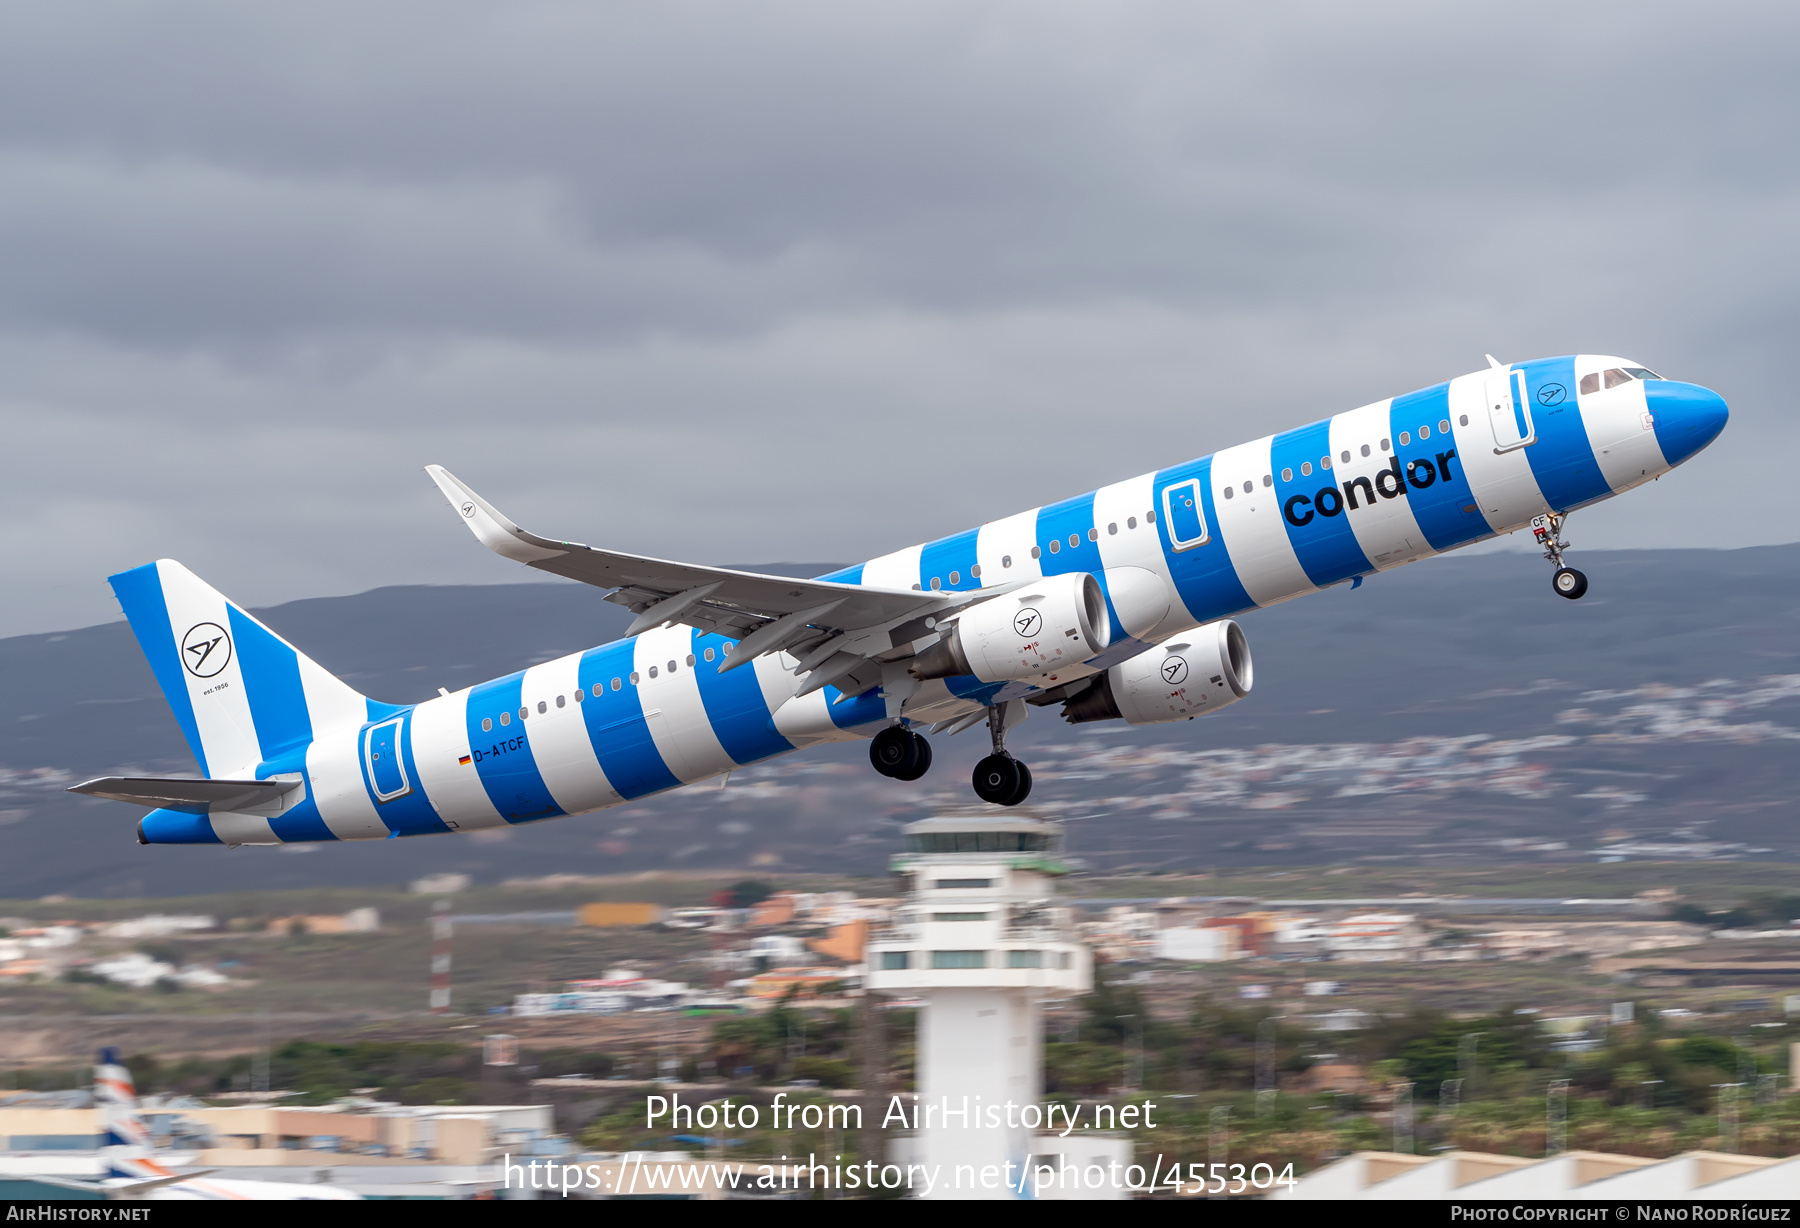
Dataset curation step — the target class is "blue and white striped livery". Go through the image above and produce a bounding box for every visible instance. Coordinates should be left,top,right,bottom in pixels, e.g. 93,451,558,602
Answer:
76,355,1729,843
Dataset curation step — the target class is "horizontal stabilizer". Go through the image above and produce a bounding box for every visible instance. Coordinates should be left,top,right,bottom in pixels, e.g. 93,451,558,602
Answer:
68,776,301,816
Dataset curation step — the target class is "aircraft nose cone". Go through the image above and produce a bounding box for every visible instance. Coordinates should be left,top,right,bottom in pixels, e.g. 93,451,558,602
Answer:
1646,380,1729,467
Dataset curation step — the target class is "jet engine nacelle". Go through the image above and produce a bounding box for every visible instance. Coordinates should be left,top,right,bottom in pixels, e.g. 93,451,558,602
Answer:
909,572,1111,684
1061,619,1252,725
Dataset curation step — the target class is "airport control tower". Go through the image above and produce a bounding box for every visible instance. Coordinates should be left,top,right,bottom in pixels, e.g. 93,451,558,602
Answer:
866,812,1116,1200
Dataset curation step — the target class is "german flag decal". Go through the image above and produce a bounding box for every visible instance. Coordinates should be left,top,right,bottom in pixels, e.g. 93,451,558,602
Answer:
458,755,472,766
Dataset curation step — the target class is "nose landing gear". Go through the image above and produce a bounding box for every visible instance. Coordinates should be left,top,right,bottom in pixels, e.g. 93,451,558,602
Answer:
971,702,1033,807
1533,513,1588,601
870,724,932,781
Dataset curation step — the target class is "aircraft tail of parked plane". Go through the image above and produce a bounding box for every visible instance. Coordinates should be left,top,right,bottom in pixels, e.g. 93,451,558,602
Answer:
88,1048,361,1200
73,353,1730,843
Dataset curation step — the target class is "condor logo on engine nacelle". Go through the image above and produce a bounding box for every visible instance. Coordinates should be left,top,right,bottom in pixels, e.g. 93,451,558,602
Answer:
1283,449,1459,527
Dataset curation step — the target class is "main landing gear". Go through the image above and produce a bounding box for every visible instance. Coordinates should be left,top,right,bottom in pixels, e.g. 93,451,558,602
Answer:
972,704,1033,807
1533,512,1588,601
870,724,932,781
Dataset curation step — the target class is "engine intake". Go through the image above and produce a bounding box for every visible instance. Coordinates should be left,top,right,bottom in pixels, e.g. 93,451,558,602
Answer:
1062,619,1252,725
909,572,1110,684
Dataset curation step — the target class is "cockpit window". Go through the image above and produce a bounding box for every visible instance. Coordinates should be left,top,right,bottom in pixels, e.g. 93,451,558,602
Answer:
1595,366,1664,391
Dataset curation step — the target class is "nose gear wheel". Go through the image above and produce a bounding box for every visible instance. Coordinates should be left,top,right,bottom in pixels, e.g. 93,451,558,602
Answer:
1553,567,1588,600
1533,512,1587,600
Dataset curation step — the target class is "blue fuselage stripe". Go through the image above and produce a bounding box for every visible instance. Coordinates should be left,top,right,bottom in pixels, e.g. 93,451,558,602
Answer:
917,528,981,593
1155,457,1255,621
1271,420,1374,586
138,808,222,844
1386,383,1487,552
1034,491,1127,630
691,630,794,765
257,748,337,843
577,642,681,800
465,675,565,823
1516,358,1612,513
357,710,450,834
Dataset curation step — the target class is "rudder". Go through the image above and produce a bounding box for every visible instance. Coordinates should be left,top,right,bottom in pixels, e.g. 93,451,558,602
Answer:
110,560,371,778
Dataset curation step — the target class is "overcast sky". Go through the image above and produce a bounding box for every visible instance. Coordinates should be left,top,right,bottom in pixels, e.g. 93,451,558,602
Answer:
0,2,1792,637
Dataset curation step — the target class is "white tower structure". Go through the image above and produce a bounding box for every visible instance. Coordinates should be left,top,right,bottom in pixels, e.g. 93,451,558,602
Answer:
867,812,1125,1200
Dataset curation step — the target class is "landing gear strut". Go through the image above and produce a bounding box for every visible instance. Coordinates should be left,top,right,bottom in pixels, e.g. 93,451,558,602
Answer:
870,724,932,781
972,704,1032,807
1533,513,1588,601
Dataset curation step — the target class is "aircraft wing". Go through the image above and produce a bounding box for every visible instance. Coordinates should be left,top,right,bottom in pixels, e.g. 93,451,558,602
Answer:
67,777,300,815
427,466,988,697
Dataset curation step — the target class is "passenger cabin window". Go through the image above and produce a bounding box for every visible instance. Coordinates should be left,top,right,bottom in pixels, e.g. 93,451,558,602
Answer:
1222,485,1234,499
519,707,529,721
499,711,510,726
1047,539,1060,553
1126,517,1137,529
1439,419,1451,433
575,689,584,702
1242,480,1253,493
1301,461,1312,476
1340,450,1351,463
612,677,623,690
1281,468,1292,482
948,571,959,584
1107,522,1117,534
648,666,658,678
1399,432,1410,446
538,701,547,714
482,718,493,732
555,695,565,709
971,564,982,578
1419,425,1430,439
1030,546,1041,559
686,654,696,667
1321,455,1332,471
630,672,640,685
930,576,942,589
704,647,715,662
668,659,677,673
1360,444,1371,457
1002,554,1013,567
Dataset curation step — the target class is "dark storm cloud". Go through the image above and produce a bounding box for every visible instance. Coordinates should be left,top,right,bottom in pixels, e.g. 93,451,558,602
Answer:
1,2,1794,634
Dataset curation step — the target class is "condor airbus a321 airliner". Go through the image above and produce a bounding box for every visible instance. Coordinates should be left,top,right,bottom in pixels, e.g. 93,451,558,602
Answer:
74,355,1727,846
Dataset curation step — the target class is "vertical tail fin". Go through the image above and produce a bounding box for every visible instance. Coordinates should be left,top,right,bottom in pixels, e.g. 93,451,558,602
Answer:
96,1047,174,1179
109,560,372,777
